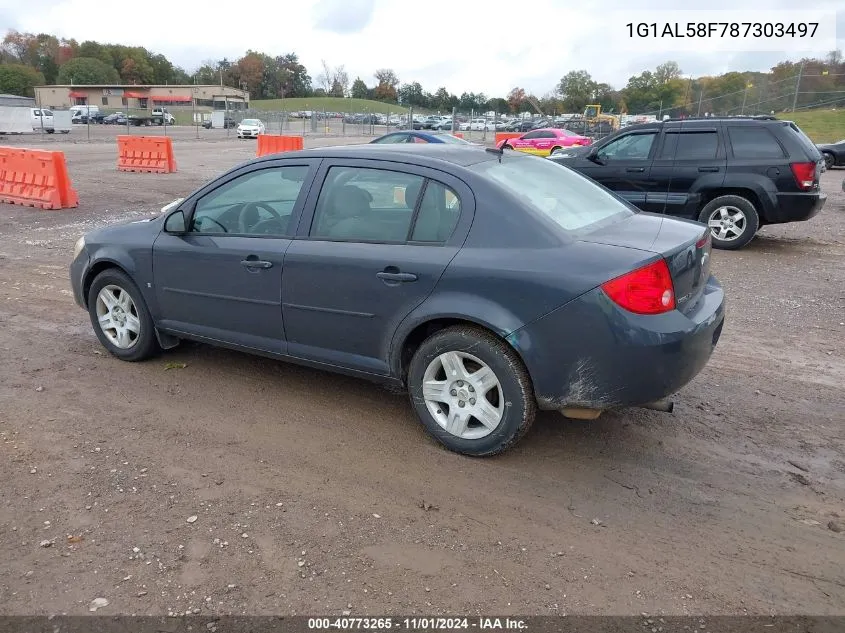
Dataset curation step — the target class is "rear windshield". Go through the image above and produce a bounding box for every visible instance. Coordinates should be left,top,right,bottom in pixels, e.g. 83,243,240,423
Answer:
470,155,634,233
785,122,822,160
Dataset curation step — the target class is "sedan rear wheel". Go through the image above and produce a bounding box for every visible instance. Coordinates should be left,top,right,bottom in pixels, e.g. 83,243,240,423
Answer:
408,326,536,456
88,269,159,362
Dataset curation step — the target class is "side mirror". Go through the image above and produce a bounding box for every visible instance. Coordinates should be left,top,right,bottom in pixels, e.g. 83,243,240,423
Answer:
587,146,604,164
164,210,187,234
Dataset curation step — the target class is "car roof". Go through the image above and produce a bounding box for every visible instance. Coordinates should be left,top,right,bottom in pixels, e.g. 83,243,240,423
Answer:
251,143,504,168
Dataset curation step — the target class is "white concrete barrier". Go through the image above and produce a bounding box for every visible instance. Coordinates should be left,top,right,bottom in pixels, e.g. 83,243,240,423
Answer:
0,106,32,134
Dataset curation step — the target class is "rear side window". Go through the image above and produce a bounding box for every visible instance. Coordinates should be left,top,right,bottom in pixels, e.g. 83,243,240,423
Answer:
659,131,719,159
411,181,461,242
727,127,785,158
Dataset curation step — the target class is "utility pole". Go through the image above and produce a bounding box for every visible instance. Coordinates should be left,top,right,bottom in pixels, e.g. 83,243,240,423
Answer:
697,90,704,116
791,61,805,112
741,85,749,114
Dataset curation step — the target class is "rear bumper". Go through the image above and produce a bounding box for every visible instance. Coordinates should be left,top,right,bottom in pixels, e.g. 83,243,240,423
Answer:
510,277,725,411
767,192,826,224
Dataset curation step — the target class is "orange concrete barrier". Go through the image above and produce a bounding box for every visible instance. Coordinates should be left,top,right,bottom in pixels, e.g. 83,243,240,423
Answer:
495,132,522,145
117,135,177,173
452,133,464,139
256,135,305,157
0,146,79,210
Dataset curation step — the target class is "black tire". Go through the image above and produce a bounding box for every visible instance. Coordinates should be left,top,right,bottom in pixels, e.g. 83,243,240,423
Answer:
407,326,536,457
823,152,835,170
87,269,159,362
698,195,760,250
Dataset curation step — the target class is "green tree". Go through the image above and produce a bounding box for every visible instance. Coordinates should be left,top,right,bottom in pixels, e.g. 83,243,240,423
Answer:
556,70,597,111
351,77,368,99
486,97,507,113
0,62,45,96
57,57,119,84
76,40,113,66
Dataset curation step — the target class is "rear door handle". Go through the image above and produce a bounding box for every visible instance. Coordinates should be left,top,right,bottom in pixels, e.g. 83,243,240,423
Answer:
377,272,417,282
241,259,273,269
698,166,720,172
625,167,645,173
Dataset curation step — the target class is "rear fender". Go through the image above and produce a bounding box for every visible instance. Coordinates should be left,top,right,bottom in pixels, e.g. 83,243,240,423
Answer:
389,293,526,379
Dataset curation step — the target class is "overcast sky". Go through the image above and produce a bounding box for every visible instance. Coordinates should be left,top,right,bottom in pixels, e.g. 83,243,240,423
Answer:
1,0,843,95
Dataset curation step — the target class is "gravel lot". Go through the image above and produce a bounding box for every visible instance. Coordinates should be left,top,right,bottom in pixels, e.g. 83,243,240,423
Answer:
0,127,843,617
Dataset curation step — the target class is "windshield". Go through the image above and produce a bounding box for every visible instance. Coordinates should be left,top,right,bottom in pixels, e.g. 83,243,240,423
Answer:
470,155,634,233
242,119,260,126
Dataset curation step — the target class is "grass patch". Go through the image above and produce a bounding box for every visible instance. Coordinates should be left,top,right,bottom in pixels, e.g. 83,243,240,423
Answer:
250,97,412,115
779,109,845,143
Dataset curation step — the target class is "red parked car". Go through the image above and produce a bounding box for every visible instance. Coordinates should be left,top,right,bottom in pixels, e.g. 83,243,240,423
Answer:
497,128,592,157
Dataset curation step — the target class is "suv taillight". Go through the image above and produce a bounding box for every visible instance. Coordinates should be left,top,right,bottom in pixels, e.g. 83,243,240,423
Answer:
601,259,676,315
790,161,816,191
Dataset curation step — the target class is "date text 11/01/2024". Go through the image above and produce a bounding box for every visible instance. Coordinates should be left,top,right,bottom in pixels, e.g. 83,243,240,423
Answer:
626,22,819,38
308,618,527,630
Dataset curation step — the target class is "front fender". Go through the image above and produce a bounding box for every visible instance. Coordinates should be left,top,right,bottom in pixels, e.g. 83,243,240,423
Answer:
388,292,527,379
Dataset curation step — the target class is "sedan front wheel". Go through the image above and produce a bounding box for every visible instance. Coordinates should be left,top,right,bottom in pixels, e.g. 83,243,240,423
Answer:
408,326,536,456
88,269,159,362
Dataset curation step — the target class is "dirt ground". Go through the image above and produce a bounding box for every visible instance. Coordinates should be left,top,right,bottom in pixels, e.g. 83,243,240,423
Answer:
0,126,843,617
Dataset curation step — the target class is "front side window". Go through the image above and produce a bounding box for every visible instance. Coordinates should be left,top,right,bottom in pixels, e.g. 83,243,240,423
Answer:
470,156,633,233
190,166,310,236
310,166,425,242
598,132,656,160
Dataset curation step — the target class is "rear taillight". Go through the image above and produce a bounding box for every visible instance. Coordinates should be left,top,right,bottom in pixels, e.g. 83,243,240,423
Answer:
696,231,710,249
790,161,816,191
601,259,676,315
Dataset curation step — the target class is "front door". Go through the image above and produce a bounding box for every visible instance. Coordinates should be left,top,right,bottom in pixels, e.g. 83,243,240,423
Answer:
152,161,317,353
577,129,660,211
282,160,466,375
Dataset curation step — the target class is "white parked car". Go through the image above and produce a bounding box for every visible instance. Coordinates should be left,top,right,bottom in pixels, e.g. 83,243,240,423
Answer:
237,118,266,139
31,108,55,132
469,118,488,131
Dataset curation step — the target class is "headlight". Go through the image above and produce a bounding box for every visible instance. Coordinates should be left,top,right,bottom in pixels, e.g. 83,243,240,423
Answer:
73,236,86,259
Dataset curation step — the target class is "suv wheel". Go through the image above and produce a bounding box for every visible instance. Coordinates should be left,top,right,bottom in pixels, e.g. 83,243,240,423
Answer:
698,195,760,250
408,326,536,457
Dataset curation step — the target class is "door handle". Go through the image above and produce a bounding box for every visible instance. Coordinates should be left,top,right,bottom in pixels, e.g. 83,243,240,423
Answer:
698,166,720,172
625,167,645,173
241,258,273,269
377,271,418,283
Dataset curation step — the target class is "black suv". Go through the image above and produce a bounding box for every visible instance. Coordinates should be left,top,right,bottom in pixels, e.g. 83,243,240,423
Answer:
548,116,826,249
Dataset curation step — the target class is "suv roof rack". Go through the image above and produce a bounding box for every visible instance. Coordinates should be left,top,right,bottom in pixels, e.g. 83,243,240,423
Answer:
664,115,778,122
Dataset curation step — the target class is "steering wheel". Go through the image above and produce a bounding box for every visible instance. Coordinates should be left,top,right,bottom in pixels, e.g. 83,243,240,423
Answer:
237,201,281,234
197,216,228,232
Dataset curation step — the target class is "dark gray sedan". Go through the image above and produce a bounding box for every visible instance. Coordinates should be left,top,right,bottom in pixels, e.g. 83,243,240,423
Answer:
69,144,725,456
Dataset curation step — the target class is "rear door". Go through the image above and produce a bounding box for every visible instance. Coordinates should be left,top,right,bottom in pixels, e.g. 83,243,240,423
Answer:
281,159,471,375
648,123,726,219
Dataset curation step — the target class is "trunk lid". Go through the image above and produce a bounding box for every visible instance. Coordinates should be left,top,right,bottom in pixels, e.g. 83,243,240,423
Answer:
579,212,712,315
